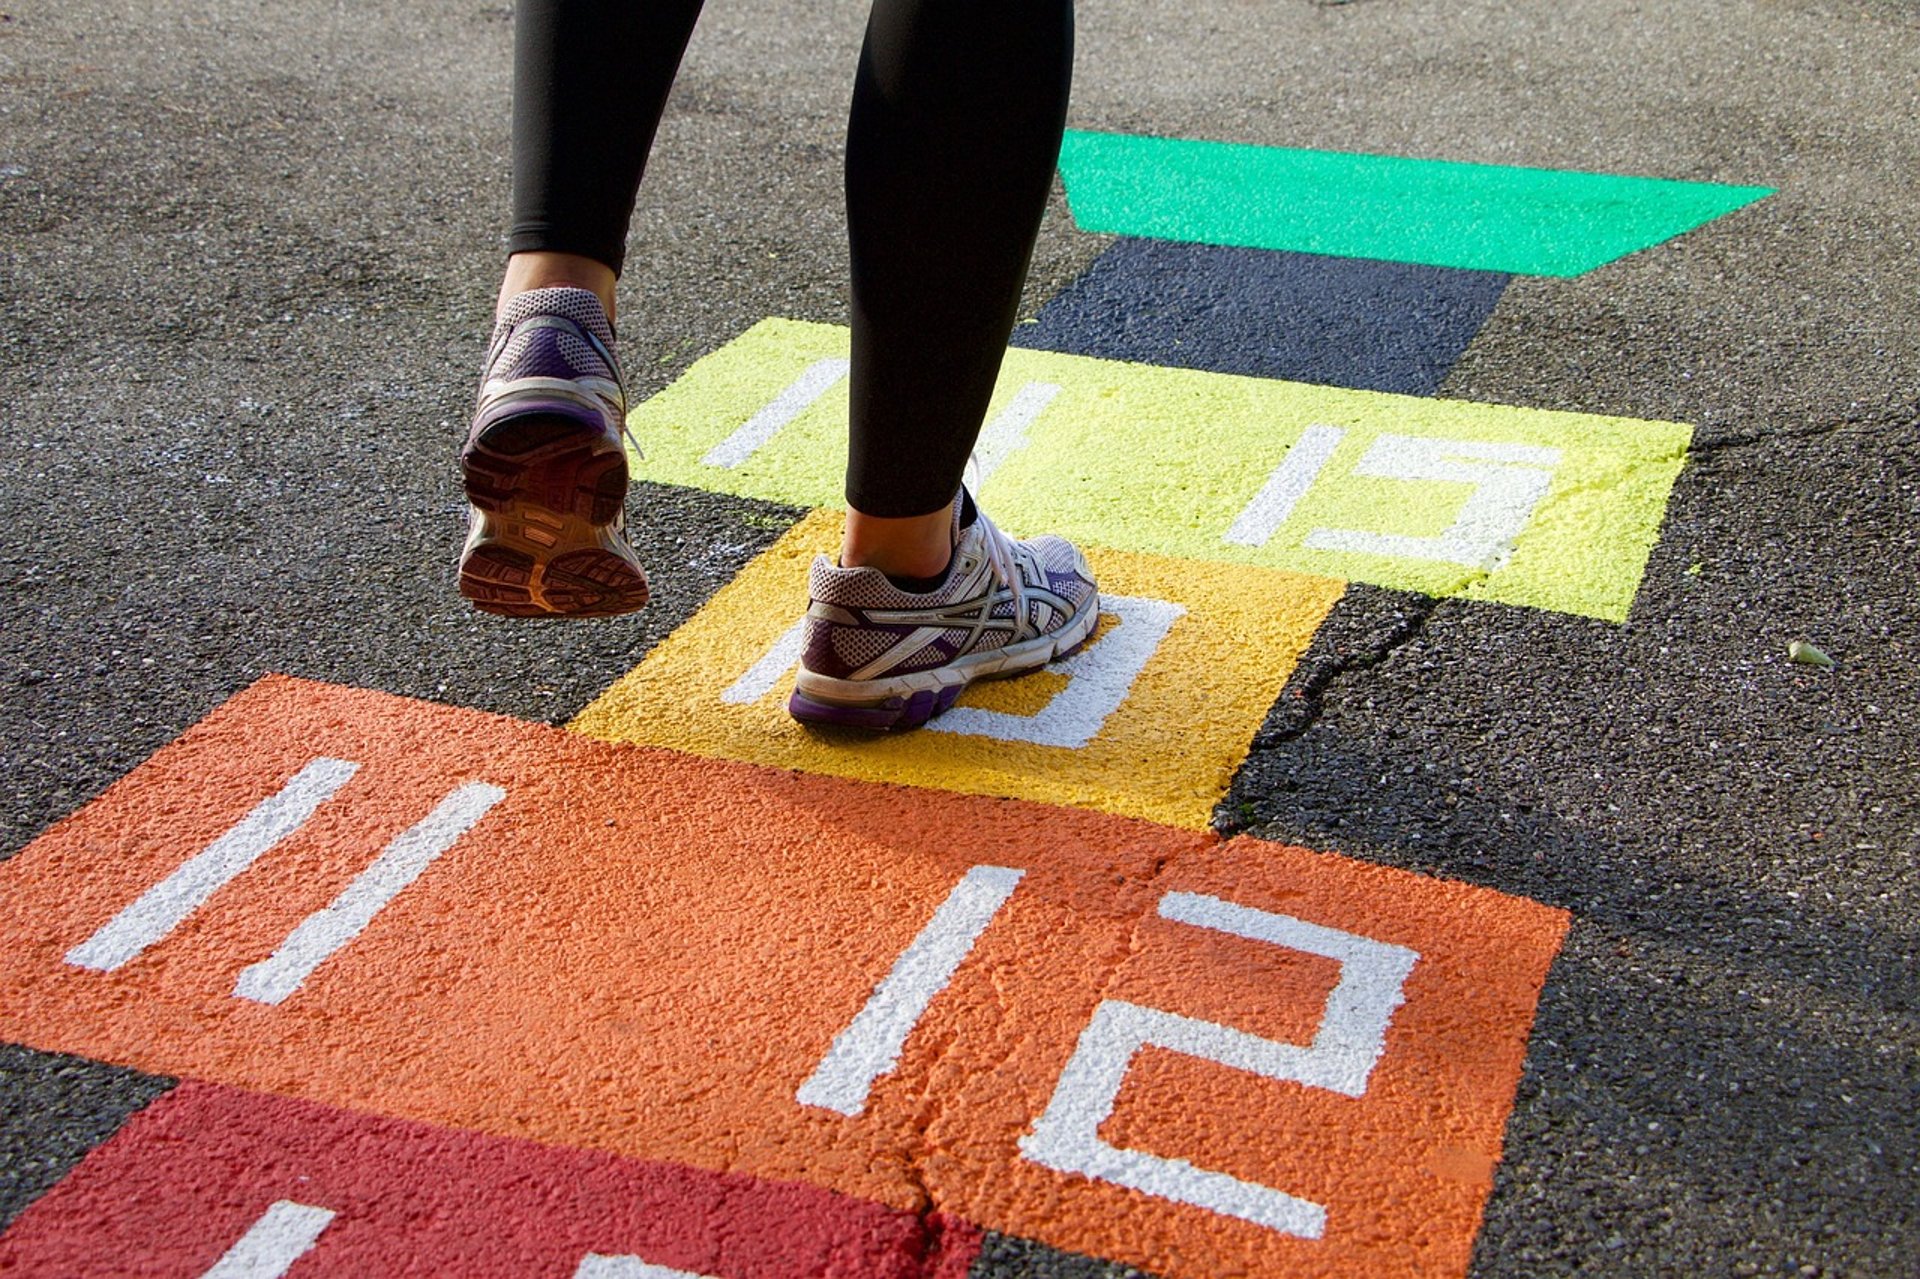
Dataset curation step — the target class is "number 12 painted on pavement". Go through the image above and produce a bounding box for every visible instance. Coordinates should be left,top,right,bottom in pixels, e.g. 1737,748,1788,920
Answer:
796,863,1420,1241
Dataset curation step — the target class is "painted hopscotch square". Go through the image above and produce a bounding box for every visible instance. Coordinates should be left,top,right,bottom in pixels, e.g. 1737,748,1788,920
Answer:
629,318,1694,620
569,509,1344,828
1053,129,1774,277
0,1080,977,1278
930,834,1570,1279
0,677,1567,1279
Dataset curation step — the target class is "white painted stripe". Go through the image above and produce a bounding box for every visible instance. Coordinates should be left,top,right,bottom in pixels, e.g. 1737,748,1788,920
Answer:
973,381,1061,484
721,615,808,704
797,864,1024,1116
66,758,361,972
932,596,1185,750
701,358,850,468
201,1200,335,1279
1020,896,1418,1241
573,1255,718,1279
233,782,507,1005
1157,891,1418,1097
1223,423,1346,547
1303,434,1562,570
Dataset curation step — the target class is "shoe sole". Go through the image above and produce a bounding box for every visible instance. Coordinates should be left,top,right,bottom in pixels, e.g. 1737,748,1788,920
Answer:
459,410,650,618
787,589,1102,732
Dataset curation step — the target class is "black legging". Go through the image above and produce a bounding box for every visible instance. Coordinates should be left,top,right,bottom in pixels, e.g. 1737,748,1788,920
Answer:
508,0,1075,518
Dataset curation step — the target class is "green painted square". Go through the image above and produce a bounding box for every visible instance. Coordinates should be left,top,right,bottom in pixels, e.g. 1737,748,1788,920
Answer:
1056,130,1775,277
630,319,1692,621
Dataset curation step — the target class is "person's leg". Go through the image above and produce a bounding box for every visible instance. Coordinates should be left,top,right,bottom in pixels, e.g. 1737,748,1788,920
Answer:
507,0,707,303
791,0,1096,730
839,0,1076,578
460,0,705,618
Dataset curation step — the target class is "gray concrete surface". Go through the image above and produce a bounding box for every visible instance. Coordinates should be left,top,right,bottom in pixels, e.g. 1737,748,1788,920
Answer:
2,0,1915,1274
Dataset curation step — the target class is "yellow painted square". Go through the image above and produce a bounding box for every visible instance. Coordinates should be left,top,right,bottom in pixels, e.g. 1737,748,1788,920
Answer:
571,511,1344,828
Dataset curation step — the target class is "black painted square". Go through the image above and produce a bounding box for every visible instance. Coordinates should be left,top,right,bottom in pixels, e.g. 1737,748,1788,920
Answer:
1013,238,1509,395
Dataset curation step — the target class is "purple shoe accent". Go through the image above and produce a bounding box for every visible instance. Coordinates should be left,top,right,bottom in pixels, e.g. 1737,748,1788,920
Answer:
786,691,911,731
799,615,848,679
1046,567,1087,597
787,684,964,732
803,614,916,682
505,326,588,381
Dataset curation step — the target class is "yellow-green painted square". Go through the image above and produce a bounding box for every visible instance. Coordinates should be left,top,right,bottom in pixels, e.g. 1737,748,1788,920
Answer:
630,318,1692,620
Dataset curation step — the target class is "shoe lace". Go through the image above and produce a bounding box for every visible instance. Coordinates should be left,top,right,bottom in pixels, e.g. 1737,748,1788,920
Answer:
608,366,644,463
971,502,1034,643
574,314,644,461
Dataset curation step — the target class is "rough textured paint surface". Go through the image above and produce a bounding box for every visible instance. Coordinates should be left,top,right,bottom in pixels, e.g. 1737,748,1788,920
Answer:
625,319,1692,620
1013,239,1510,395
0,1081,979,1278
571,509,1344,829
0,677,1567,1279
1054,130,1775,276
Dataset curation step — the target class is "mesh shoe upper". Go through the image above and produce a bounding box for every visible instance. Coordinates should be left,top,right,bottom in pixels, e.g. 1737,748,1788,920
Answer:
474,286,626,436
799,498,1098,684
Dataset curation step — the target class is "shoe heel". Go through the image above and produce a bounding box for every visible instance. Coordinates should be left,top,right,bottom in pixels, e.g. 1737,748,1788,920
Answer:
459,412,647,618
463,413,627,526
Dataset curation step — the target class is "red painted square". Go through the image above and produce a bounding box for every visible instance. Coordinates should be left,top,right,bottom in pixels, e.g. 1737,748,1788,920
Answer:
0,1081,978,1277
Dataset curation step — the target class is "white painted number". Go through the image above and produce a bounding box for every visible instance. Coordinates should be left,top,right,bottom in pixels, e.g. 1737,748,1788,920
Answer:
66,759,506,1005
1019,892,1419,1240
1227,429,1563,570
798,864,1024,1116
703,368,1059,479
701,358,849,469
702,359,852,468
200,1201,335,1279
972,382,1062,484
66,758,361,972
573,1256,719,1279
233,782,506,1005
721,616,808,705
931,596,1183,749
802,880,1421,1241
1304,435,1562,570
1224,423,1346,547
202,1212,716,1279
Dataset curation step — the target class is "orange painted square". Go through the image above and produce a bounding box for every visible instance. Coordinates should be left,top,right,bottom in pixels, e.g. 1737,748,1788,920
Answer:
0,677,1565,1278
928,838,1570,1277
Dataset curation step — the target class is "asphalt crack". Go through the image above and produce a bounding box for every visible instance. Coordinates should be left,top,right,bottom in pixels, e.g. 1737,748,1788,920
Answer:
1251,593,1440,753
1684,399,1918,457
1213,589,1441,837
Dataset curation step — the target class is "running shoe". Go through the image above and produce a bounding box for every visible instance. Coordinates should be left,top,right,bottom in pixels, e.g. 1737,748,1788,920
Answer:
458,286,650,617
788,491,1100,730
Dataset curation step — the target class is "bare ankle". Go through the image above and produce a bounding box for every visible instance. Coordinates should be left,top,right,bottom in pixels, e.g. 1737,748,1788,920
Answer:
497,252,618,326
841,506,954,579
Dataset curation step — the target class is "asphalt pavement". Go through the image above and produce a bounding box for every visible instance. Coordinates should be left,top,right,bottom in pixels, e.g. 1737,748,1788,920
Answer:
1,1,1916,1275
